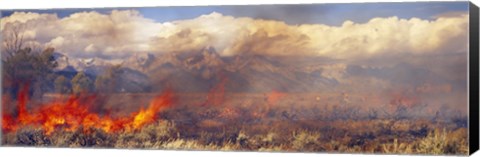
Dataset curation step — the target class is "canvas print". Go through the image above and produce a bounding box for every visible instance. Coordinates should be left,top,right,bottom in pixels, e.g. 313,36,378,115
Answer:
0,2,473,155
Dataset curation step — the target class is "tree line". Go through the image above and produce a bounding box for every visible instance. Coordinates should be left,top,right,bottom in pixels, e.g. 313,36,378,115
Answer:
2,24,124,99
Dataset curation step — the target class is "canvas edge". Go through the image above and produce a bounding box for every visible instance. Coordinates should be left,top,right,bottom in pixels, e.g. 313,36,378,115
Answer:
469,1,480,155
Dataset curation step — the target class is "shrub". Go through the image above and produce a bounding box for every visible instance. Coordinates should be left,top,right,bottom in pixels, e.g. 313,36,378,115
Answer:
381,139,413,154
291,130,321,151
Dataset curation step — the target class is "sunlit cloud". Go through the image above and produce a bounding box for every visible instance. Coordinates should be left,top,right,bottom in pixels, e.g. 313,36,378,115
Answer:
1,9,468,60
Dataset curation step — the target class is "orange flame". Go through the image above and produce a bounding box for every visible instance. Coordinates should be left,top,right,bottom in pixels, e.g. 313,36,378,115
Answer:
203,77,228,106
252,90,287,120
267,90,287,106
131,91,173,129
389,91,420,108
17,84,32,125
2,115,17,132
2,87,174,135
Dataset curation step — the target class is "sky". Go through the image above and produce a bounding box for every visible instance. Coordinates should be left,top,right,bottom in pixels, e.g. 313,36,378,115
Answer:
1,2,469,26
0,1,470,60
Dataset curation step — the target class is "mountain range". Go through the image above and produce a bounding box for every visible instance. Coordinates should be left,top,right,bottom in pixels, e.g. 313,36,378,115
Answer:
52,47,347,93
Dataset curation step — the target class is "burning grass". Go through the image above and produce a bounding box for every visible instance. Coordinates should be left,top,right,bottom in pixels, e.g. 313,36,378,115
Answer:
2,86,174,135
0,88,469,155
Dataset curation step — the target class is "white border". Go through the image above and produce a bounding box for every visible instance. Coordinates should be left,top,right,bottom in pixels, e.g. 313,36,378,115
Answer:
0,0,479,157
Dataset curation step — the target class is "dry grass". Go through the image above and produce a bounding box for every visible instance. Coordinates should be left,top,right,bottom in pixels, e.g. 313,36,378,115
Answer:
2,119,469,155
1,94,469,155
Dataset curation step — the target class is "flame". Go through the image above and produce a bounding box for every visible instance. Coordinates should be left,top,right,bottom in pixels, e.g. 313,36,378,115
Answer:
251,90,288,120
17,84,32,125
217,107,240,120
266,90,287,106
203,77,228,106
2,115,17,132
389,91,421,108
132,91,173,129
2,86,174,135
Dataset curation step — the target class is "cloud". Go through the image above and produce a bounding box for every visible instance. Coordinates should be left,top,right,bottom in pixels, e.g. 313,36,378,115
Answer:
299,15,468,60
147,11,469,59
1,10,468,60
2,10,166,58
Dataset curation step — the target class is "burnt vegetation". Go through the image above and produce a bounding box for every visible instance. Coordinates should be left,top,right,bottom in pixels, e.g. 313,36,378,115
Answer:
1,92,469,155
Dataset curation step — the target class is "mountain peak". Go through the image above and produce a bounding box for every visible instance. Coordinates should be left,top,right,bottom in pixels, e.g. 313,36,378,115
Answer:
52,52,70,71
123,52,155,72
129,52,154,64
182,47,224,70
201,46,221,57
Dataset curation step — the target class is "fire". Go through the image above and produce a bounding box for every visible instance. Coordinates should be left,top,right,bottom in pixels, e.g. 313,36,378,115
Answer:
132,91,173,129
2,86,174,135
253,90,288,120
1,115,17,132
217,107,241,120
17,84,31,125
266,90,287,106
203,77,228,106
389,91,421,108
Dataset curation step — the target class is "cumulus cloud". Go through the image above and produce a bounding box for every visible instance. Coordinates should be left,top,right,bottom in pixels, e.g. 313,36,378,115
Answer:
298,15,468,59
2,10,165,58
149,11,468,60
1,10,469,60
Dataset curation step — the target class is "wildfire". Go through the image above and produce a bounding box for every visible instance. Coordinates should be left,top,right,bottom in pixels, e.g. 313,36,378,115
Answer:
254,90,288,120
203,77,228,106
2,86,174,135
266,90,287,106
389,91,421,108
217,107,241,120
132,91,173,129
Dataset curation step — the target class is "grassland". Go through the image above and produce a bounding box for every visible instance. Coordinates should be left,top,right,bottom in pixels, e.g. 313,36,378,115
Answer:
1,93,469,155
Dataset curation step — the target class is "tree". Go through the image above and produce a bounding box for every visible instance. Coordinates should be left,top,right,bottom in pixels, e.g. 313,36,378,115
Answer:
54,76,70,93
2,47,58,98
71,72,93,94
2,22,58,98
2,24,25,58
94,65,121,93
94,75,109,92
1,23,43,59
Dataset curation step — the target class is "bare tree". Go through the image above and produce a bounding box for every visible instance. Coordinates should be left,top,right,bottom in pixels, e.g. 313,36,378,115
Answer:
2,22,58,98
2,23,26,58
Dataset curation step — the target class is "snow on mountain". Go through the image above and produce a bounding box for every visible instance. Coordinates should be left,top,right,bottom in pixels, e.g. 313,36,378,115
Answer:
123,52,155,72
52,52,70,71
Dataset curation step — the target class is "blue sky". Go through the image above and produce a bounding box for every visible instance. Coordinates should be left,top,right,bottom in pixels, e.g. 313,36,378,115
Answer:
2,1,469,26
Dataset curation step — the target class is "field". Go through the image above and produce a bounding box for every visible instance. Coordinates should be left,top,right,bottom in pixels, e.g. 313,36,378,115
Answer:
1,92,469,155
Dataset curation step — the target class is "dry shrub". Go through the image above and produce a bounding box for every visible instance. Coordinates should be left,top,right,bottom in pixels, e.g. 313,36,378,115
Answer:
291,130,321,151
114,120,176,148
415,128,468,155
381,139,413,154
416,128,448,154
10,125,50,146
161,139,203,150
